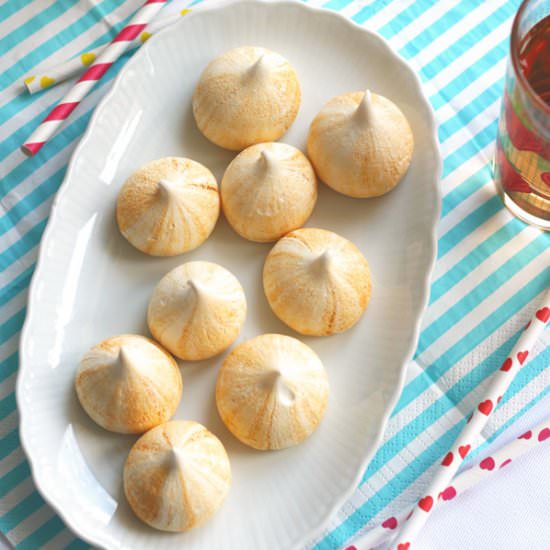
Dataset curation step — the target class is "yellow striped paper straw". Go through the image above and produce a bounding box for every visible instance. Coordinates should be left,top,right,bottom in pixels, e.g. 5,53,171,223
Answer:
23,9,190,95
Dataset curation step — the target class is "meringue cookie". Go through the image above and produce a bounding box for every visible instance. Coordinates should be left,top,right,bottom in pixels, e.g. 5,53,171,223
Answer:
148,261,247,361
116,157,219,256
263,228,371,336
75,334,182,434
307,90,414,197
221,142,317,242
192,46,301,151
124,420,231,531
216,334,329,450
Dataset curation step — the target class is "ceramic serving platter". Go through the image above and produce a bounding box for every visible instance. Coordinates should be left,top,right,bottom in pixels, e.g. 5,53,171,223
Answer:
17,1,441,548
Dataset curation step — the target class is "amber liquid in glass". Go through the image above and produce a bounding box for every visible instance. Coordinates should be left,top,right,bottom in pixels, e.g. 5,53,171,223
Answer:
519,14,550,106
495,13,550,226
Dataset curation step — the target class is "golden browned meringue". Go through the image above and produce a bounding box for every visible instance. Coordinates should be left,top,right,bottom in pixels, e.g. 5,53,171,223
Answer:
221,142,317,242
75,334,182,434
216,334,329,450
192,46,301,151
124,420,231,532
263,228,371,336
148,261,247,361
116,157,219,256
307,90,414,197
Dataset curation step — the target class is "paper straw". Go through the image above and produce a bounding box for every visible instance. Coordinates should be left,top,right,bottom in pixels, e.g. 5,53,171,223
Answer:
346,415,550,550
23,9,190,95
21,0,168,157
388,289,550,550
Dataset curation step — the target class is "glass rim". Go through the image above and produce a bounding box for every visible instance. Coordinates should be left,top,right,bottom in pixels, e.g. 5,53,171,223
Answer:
511,0,550,116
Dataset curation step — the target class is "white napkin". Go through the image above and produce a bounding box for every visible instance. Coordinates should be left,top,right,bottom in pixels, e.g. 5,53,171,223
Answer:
413,391,550,550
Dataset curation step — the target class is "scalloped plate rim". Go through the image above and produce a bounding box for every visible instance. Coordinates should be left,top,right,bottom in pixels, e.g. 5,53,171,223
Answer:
17,1,442,548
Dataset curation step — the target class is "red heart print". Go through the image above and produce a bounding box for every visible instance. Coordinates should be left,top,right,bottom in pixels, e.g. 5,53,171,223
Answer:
398,543,410,550
441,451,453,466
439,486,457,501
536,307,550,323
518,430,532,440
478,400,493,415
458,445,470,458
418,495,433,512
538,428,550,442
500,358,512,372
382,516,398,530
500,459,512,468
345,546,357,550
517,351,529,365
480,457,495,471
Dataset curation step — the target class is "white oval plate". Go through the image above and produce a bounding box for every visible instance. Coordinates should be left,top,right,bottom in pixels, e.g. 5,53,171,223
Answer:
17,1,441,549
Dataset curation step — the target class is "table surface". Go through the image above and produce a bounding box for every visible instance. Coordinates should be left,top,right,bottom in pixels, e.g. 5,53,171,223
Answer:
0,1,549,549
2,398,550,550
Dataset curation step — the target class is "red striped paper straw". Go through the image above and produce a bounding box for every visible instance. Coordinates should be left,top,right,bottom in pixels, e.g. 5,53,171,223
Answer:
21,0,167,157
389,288,550,550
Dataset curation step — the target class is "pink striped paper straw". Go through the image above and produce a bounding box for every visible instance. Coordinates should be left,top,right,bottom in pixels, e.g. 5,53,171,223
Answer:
389,288,550,550
23,9,190,95
21,0,167,157
347,416,550,550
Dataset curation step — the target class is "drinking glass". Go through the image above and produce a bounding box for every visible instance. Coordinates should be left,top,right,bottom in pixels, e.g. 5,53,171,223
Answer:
494,0,550,230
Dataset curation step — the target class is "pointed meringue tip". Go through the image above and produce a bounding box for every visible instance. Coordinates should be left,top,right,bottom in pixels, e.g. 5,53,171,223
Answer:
187,278,206,298
275,375,295,406
259,149,276,170
261,371,295,405
252,53,265,69
246,53,267,79
158,179,177,197
117,346,133,372
166,447,183,470
311,250,333,274
354,89,373,124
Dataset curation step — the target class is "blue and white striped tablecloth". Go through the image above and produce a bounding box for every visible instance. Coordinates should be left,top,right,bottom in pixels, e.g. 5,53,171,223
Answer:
1,1,549,549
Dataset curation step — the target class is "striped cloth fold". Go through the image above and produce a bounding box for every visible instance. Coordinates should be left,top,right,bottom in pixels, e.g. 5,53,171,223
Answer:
0,0,549,549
